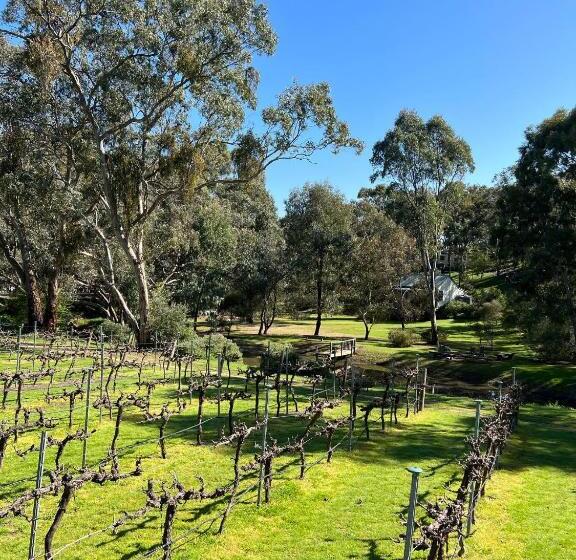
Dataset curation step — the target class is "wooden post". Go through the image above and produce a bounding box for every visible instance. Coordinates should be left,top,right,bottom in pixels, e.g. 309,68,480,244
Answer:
28,431,47,560
82,369,92,467
257,384,270,507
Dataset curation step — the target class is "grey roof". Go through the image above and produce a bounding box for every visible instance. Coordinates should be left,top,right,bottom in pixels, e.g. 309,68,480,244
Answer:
399,273,471,308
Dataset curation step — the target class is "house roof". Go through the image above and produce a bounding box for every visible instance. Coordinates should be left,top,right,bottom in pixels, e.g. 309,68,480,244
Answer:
399,273,471,307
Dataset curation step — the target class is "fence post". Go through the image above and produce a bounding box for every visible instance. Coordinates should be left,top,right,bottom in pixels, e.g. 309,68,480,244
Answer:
206,335,212,376
99,326,104,423
420,368,427,411
217,353,222,417
332,360,337,400
512,367,516,385
403,466,422,560
82,368,93,468
32,321,37,371
284,347,289,415
16,324,22,375
28,430,47,560
474,400,482,437
348,366,356,452
466,400,482,536
257,383,270,507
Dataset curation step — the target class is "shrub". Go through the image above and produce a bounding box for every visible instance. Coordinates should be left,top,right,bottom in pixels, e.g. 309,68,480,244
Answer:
420,327,449,345
440,300,475,321
388,328,417,347
148,290,190,342
100,319,132,344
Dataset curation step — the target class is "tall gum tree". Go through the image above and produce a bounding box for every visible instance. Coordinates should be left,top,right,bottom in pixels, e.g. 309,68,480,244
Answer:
283,182,353,337
0,43,87,329
370,111,473,345
0,0,361,344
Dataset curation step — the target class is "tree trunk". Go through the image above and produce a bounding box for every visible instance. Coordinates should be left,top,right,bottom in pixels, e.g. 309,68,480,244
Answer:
314,257,324,337
24,268,44,327
134,261,149,346
0,228,44,326
362,313,372,340
428,268,439,347
44,272,59,331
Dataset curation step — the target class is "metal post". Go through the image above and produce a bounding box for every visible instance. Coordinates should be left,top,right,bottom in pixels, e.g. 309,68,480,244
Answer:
420,368,427,411
206,335,212,376
403,466,422,560
474,400,482,437
28,431,47,560
217,353,222,417
99,326,104,423
16,325,22,375
82,369,92,468
32,321,37,371
257,383,270,507
332,361,337,400
284,347,289,415
466,399,482,535
348,366,356,452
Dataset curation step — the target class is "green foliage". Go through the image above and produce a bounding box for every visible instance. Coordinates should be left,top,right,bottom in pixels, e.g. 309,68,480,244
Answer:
439,300,475,321
100,319,132,344
421,327,449,344
283,182,353,334
388,328,418,347
148,290,190,342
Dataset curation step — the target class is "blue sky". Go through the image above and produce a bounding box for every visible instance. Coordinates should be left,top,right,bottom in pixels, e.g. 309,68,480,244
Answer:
249,0,576,210
3,0,575,210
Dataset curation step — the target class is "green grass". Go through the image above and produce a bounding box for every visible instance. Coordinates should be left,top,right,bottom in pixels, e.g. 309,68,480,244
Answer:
0,329,575,560
230,316,576,405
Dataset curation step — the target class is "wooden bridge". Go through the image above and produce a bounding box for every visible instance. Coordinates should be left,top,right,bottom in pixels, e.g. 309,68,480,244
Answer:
315,338,356,360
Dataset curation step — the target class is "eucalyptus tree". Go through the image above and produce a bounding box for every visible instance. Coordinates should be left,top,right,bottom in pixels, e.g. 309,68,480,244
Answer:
151,192,238,329
0,0,361,344
283,182,353,336
496,107,576,359
345,201,416,339
370,111,474,345
0,39,88,329
219,177,285,333
443,184,497,283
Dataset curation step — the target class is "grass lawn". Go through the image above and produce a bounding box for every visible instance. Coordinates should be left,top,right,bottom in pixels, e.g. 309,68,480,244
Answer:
0,327,574,559
229,316,576,405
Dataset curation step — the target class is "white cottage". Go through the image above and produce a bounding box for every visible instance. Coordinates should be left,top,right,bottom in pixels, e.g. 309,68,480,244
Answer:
399,273,472,308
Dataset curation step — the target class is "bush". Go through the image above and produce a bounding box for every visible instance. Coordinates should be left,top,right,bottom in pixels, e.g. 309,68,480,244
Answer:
420,327,449,345
148,290,190,342
388,328,417,348
525,317,576,362
440,300,475,321
100,319,133,344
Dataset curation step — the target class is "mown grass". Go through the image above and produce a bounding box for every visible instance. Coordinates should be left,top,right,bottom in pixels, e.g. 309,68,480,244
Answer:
230,316,576,405
0,331,574,560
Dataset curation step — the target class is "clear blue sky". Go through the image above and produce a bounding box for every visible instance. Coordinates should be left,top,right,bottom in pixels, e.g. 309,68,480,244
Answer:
3,0,575,210
249,0,576,210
